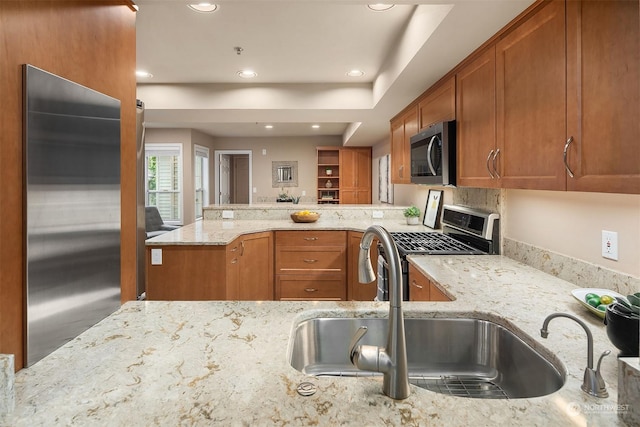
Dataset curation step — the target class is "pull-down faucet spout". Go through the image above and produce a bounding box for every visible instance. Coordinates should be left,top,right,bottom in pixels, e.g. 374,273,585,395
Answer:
349,225,410,400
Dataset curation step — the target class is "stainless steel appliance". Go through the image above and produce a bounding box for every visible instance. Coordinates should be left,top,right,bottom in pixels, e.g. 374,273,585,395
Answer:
410,120,456,186
376,205,499,301
24,65,121,366
136,100,146,299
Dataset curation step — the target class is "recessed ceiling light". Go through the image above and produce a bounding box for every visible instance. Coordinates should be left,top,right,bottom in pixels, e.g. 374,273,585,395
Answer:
367,4,395,11
265,125,274,129
346,69,365,77
188,3,218,13
135,70,153,78
311,124,320,129
237,70,258,79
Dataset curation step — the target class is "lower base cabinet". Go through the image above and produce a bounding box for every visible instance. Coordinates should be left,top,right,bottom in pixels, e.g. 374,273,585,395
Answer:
347,231,378,301
146,245,227,300
408,263,451,302
275,230,347,300
226,231,274,300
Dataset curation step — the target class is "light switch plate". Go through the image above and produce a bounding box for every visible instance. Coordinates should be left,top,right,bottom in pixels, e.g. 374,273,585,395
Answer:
222,210,234,219
602,230,618,261
151,248,162,265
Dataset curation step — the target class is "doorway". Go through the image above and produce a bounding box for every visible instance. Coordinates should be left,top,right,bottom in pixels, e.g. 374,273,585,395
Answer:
214,150,252,204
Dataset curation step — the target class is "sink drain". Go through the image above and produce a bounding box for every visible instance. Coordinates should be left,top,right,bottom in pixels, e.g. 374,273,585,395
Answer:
297,382,317,397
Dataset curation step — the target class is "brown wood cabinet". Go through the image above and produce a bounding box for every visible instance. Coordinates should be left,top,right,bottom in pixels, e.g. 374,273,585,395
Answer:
317,147,372,204
341,148,372,204
275,230,347,300
565,0,640,194
418,76,456,130
347,231,378,301
456,46,498,188
496,0,567,191
225,231,274,300
146,245,227,300
317,147,340,204
408,263,451,302
390,107,418,184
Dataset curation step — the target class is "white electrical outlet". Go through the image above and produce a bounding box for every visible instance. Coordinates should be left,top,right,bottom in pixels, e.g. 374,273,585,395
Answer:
253,187,257,193
302,190,306,196
602,230,618,261
151,248,163,265
262,149,267,155
372,210,384,219
222,210,234,219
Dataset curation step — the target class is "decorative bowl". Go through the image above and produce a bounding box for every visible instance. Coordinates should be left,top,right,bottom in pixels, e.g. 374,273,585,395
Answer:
290,211,320,223
604,303,640,357
571,288,624,319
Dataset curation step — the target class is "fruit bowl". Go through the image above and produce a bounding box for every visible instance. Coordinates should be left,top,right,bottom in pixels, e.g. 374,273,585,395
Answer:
290,211,320,223
571,288,624,319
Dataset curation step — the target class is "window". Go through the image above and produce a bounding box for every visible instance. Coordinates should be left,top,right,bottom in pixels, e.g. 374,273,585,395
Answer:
145,144,182,224
194,145,209,219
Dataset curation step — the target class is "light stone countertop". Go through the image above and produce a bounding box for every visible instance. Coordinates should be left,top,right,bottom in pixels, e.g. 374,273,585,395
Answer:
5,256,631,426
146,218,439,246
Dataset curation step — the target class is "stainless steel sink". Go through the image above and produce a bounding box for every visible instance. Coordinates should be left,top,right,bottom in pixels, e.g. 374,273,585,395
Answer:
289,317,565,399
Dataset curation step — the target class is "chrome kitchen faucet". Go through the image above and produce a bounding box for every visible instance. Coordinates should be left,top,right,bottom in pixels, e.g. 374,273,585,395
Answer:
349,225,411,400
540,312,610,398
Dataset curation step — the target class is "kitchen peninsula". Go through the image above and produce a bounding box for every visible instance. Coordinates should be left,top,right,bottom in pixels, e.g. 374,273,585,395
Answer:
4,254,634,426
144,204,433,301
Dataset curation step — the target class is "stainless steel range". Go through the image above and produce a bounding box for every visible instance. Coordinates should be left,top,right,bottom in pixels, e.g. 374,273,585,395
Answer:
377,205,500,301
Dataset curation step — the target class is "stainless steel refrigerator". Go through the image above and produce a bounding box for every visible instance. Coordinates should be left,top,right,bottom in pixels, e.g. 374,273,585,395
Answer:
23,65,122,367
136,99,146,299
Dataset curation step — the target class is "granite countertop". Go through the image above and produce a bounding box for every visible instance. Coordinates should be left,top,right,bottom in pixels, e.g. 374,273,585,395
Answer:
146,218,438,246
5,256,630,426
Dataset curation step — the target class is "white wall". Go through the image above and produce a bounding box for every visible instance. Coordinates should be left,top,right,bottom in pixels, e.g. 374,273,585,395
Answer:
504,190,640,278
211,135,342,203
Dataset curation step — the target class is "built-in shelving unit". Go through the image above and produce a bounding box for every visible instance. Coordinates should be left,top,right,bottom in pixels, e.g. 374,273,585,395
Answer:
317,147,340,204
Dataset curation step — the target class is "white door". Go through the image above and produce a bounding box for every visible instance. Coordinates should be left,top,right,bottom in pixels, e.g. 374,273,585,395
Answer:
219,154,231,204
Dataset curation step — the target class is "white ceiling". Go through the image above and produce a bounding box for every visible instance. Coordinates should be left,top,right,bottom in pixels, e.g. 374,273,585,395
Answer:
135,0,535,145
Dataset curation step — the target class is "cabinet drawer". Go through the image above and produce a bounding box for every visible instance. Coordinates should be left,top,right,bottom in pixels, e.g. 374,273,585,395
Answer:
276,248,345,272
276,230,346,247
276,274,346,300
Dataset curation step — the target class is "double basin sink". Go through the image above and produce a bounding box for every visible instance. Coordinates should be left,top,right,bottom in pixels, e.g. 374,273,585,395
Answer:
289,316,565,399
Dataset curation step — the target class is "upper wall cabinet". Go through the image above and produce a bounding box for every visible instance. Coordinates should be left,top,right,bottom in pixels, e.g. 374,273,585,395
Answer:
565,0,639,194
456,46,497,188
390,107,418,184
418,76,456,130
496,0,567,191
454,0,639,194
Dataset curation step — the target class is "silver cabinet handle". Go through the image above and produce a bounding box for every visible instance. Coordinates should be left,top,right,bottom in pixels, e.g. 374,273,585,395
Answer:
426,135,438,176
399,164,403,178
563,136,575,178
492,149,501,179
303,237,319,241
303,259,318,263
410,280,423,289
230,246,238,252
230,258,238,264
240,240,245,256
486,150,495,178
304,288,318,293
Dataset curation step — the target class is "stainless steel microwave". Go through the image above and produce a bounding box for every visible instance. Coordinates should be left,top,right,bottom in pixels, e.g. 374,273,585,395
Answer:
409,120,456,186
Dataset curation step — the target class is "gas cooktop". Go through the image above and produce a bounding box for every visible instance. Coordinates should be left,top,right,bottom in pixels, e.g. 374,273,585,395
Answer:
390,232,484,256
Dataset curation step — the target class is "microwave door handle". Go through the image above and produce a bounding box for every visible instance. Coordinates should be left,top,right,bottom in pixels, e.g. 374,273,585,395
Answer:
427,135,438,176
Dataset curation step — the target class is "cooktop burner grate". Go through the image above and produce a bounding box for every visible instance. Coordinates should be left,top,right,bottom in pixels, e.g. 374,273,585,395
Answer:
390,232,483,255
